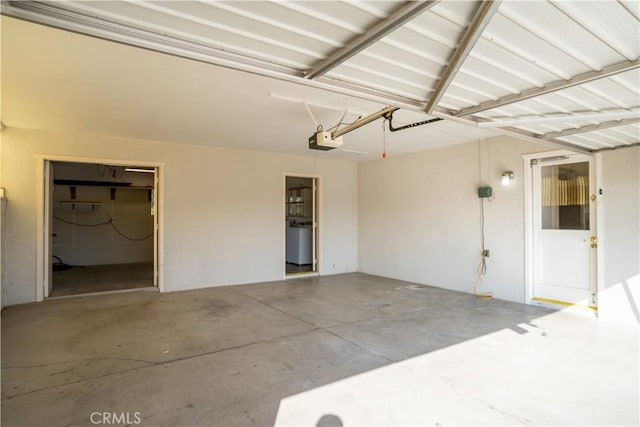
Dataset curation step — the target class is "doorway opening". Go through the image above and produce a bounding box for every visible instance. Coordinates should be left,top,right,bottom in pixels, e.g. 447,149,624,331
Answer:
285,176,318,277
48,161,157,297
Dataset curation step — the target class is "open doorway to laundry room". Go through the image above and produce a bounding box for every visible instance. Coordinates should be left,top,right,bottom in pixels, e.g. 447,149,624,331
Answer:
285,175,318,277
48,161,157,297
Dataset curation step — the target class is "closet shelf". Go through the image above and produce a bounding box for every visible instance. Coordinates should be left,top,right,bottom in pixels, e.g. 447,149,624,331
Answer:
60,201,104,210
60,201,103,205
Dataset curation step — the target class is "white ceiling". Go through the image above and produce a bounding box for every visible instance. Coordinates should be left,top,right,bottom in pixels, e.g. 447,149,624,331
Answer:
2,0,639,159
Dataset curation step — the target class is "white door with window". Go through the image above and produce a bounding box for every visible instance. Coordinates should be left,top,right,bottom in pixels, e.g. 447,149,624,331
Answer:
531,155,597,308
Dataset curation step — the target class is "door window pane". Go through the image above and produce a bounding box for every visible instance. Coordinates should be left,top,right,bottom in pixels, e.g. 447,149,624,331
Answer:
541,162,589,230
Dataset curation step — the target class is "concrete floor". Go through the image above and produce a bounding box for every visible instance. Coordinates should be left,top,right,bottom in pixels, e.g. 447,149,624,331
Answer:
2,273,638,426
51,262,154,297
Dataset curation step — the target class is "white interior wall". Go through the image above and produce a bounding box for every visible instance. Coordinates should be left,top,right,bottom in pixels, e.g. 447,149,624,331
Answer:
599,146,640,324
359,136,640,323
358,136,552,303
3,126,637,321
2,127,358,306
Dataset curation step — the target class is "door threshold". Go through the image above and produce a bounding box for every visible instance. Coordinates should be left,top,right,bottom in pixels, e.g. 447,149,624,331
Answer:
47,286,158,300
532,296,597,313
285,272,319,280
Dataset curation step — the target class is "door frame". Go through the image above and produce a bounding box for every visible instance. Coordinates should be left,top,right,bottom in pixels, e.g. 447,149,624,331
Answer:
522,149,603,308
282,173,321,279
35,154,165,301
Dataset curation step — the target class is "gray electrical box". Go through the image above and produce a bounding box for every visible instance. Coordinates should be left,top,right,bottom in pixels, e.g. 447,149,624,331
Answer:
478,186,493,198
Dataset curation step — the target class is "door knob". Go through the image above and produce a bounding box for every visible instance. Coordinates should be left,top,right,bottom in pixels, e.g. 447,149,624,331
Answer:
590,236,597,248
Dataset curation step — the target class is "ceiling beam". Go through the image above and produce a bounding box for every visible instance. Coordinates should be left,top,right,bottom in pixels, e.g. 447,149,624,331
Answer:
1,0,431,113
476,109,640,128
497,127,595,154
434,108,635,154
541,117,640,140
592,142,640,152
304,1,438,80
1,1,302,74
425,0,502,114
430,109,595,154
457,59,640,117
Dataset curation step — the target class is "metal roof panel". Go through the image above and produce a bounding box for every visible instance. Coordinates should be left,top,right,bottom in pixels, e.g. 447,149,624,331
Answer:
484,12,592,79
499,1,627,70
3,0,638,153
620,0,640,20
429,0,479,27
552,1,640,61
337,54,438,91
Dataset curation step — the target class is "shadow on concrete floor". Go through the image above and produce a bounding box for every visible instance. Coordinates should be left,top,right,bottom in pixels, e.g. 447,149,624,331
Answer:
2,273,638,426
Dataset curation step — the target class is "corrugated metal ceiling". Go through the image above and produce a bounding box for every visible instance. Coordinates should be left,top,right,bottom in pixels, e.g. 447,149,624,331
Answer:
2,0,638,153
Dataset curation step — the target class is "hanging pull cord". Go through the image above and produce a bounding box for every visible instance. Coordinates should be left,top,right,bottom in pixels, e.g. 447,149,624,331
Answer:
384,111,442,132
381,119,387,159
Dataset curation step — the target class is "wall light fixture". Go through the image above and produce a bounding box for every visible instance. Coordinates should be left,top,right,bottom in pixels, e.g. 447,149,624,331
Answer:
501,171,514,186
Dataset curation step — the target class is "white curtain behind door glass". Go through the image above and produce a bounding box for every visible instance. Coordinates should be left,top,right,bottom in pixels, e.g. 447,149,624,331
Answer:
542,175,588,207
